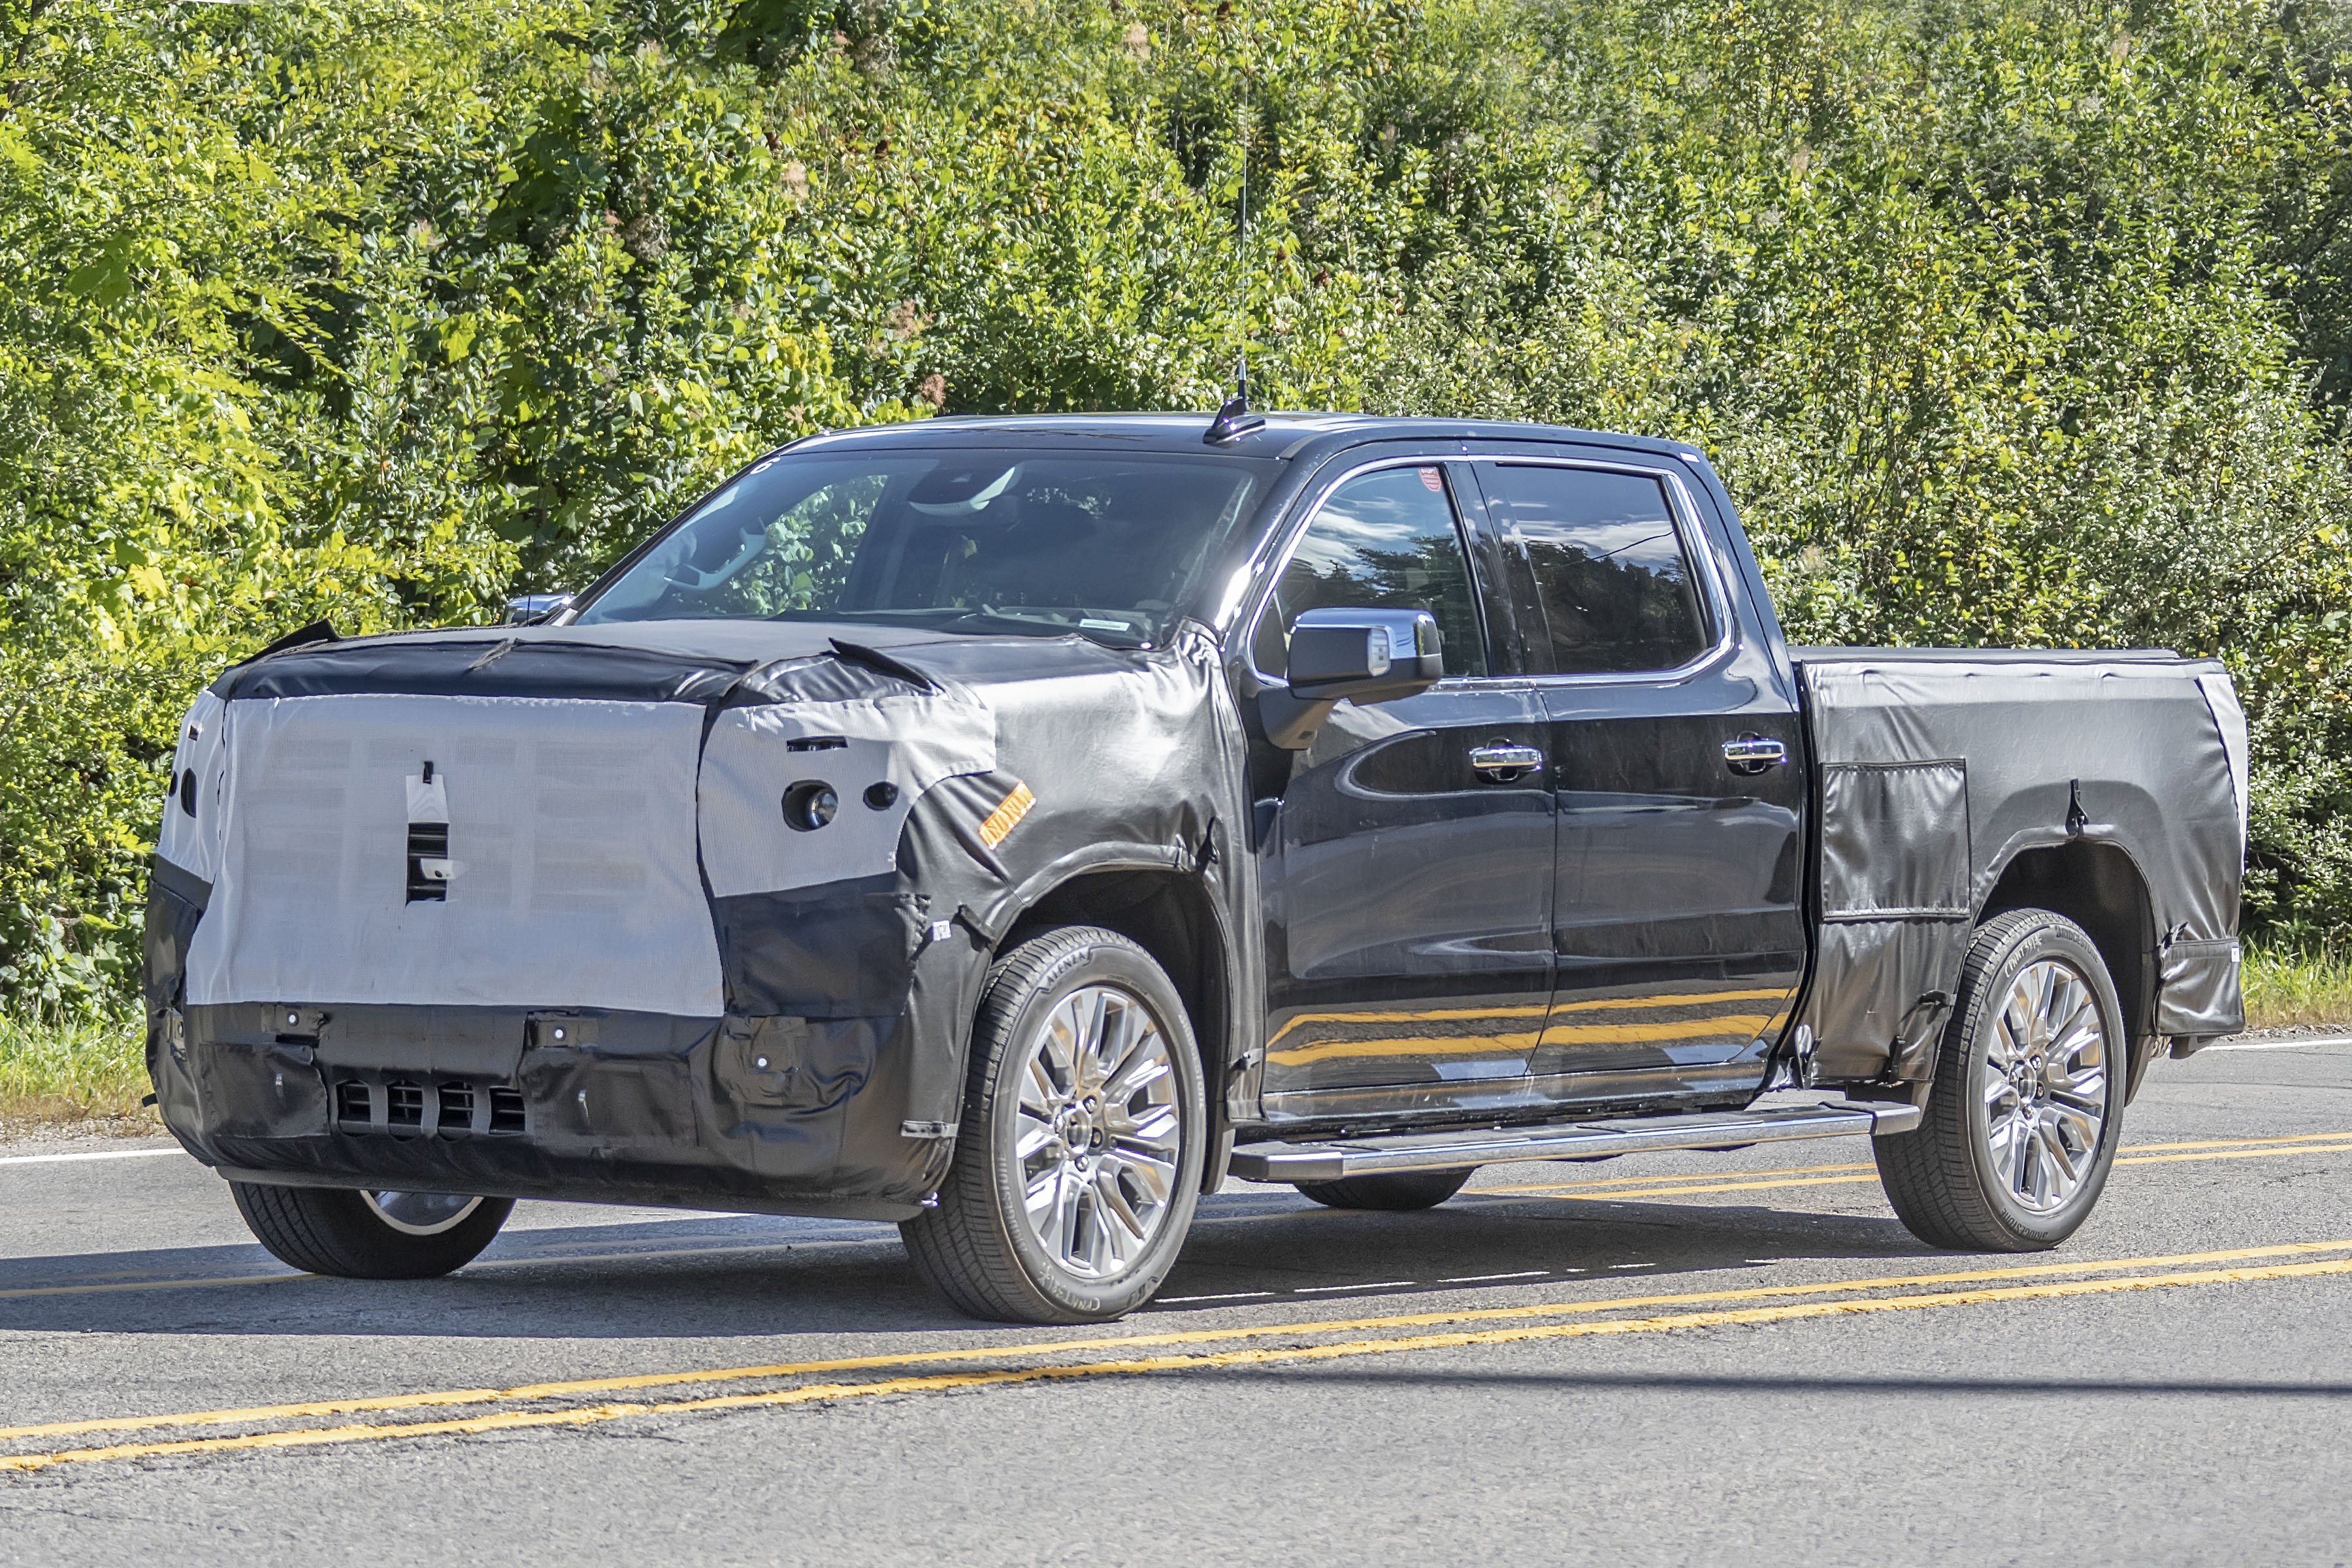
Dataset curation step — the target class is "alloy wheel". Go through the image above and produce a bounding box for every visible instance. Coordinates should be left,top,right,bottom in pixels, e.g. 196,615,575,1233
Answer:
1012,983,1184,1280
1980,958,2108,1214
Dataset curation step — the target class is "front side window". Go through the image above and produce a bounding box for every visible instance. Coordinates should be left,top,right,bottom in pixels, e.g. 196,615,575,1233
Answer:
575,451,1268,647
1249,464,1490,680
1479,465,1710,675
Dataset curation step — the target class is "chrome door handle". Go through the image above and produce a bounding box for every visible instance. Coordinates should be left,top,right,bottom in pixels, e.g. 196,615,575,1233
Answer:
1469,743,1544,780
1722,736,1788,775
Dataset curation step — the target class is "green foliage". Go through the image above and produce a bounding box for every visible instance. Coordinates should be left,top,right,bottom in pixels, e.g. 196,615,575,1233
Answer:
2242,934,2352,1031
0,1004,147,1128
0,0,2348,1008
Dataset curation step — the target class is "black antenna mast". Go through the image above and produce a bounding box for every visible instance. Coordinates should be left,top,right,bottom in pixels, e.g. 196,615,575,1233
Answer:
1205,84,1264,446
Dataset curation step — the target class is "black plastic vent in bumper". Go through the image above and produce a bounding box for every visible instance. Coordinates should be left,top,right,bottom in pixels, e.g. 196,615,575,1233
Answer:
385,1081,425,1128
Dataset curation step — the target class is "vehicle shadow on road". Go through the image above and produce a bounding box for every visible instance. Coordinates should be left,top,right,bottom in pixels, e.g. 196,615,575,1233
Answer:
0,1188,1946,1343
1147,1185,1945,1311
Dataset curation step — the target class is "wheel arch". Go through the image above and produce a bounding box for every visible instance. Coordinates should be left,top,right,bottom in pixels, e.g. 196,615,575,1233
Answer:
992,864,1238,1184
1978,840,2161,1099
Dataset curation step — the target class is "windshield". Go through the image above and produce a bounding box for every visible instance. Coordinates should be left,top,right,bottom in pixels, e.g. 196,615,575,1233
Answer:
574,449,1268,647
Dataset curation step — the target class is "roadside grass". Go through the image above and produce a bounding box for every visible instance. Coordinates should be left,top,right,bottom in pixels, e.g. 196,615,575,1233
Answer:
0,933,2344,1137
0,1009,153,1136
2242,937,2352,1032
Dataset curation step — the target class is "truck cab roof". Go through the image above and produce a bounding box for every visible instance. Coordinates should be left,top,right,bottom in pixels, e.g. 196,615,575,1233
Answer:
783,411,1707,469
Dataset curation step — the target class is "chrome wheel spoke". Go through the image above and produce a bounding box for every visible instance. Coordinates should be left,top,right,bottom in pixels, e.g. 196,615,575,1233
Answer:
1111,1100,1181,1154
1109,1141,1179,1209
1991,1005,2027,1071
1094,1164,1149,1252
2037,1120,2080,1186
1040,1000,1081,1088
1020,1055,1060,1119
1988,1108,2029,1193
2046,1100,2100,1151
1014,1114,1058,1162
2045,1062,2104,1110
1103,1028,1169,1104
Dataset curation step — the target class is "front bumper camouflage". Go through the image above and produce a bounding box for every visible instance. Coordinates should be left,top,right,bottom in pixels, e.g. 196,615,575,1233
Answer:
149,1001,945,1222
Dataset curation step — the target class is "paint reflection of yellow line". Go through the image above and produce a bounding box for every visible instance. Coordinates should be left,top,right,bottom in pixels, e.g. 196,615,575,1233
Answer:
1269,1011,1780,1067
1538,1013,1776,1048
1547,987,1788,1015
1264,1004,1549,1051
1266,1033,1543,1068
1264,987,1791,1050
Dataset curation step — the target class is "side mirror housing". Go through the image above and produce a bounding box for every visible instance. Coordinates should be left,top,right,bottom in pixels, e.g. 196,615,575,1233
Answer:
505,593,575,626
1258,607,1445,749
1286,608,1445,702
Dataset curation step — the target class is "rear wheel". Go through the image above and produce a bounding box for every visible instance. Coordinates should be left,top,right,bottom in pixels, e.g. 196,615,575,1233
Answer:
231,1183,512,1279
1294,1169,1472,1211
902,926,1205,1324
1874,909,2126,1251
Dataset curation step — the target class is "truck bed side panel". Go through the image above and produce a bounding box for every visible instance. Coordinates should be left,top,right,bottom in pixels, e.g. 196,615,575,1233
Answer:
1795,655,2246,1079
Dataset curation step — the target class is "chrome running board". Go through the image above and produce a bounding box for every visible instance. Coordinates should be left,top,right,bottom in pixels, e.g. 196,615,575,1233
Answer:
1226,1101,1922,1184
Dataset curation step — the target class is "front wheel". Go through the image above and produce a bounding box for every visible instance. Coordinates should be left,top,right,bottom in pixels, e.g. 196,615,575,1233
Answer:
1874,909,2127,1251
231,1183,512,1278
902,926,1206,1324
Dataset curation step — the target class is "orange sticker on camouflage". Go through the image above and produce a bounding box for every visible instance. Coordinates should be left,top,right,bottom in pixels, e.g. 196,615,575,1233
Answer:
977,781,1035,849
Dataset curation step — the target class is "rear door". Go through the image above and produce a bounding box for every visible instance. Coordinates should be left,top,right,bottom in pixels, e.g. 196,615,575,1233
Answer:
1462,454,1806,1099
1252,455,1555,1122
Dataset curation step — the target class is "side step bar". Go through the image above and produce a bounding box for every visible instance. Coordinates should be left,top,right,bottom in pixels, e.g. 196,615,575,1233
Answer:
1227,1102,1923,1184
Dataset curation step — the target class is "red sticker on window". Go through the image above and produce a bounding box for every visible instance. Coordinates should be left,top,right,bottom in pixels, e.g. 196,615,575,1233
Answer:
1419,467,1443,492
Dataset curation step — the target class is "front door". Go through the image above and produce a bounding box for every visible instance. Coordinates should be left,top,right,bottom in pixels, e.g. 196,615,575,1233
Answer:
1464,456,1806,1098
1252,458,1556,1122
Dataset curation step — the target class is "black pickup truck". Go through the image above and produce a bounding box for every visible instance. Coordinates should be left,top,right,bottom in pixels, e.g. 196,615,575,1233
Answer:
144,413,2248,1324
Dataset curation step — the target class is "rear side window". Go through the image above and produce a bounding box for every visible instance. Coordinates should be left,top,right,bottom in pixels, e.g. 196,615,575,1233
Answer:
1479,465,1710,676
1250,465,1489,680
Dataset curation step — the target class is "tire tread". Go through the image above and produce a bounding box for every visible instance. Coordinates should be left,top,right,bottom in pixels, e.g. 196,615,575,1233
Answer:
230,1181,510,1279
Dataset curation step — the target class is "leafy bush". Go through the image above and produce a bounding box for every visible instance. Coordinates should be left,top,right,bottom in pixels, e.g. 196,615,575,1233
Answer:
1,0,2347,1007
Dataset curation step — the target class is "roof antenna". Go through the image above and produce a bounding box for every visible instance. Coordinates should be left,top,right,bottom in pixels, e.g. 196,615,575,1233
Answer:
1205,86,1265,446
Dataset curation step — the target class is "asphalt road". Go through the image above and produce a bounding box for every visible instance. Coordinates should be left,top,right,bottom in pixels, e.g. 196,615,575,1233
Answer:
3,1036,2349,1567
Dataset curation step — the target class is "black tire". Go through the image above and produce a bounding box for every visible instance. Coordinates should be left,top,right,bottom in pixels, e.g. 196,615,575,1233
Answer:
1294,1169,1473,1211
230,1183,512,1279
901,926,1207,1324
1874,909,2128,1252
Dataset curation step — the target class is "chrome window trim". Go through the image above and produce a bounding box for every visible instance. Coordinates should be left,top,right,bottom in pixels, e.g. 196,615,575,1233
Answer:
1461,455,1738,689
1235,453,1499,688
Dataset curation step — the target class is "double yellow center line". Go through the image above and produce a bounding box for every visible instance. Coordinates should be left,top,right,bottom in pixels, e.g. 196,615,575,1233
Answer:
7,1235,2352,1474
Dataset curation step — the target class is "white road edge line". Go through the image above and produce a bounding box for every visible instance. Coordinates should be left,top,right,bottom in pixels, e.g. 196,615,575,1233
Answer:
0,1147,186,1168
1305,1281,1418,1292
2200,1036,2352,1053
